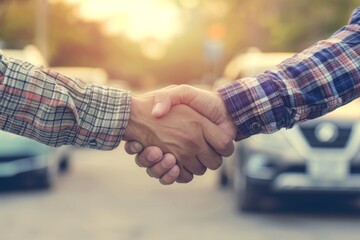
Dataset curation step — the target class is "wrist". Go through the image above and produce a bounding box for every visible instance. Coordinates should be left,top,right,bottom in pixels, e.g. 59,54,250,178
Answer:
123,96,147,141
216,92,237,140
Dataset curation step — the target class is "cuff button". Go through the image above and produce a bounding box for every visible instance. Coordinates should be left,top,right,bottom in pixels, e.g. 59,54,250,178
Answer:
89,139,98,147
251,122,261,133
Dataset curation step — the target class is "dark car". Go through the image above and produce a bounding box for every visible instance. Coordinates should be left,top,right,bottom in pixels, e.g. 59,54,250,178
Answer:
0,130,71,189
0,46,71,189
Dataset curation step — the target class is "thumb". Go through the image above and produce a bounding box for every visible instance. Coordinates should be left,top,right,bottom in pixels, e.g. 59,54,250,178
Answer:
151,95,172,118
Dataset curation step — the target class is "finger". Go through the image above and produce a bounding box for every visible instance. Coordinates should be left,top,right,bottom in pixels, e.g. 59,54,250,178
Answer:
196,143,223,171
151,86,175,117
177,152,207,176
151,85,194,118
202,120,235,157
146,153,177,178
159,165,180,185
135,146,164,168
176,167,194,183
152,98,172,118
124,141,144,154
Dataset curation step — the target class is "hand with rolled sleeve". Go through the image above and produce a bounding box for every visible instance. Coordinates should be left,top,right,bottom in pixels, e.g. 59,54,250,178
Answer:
0,51,235,184
125,85,236,184
0,7,358,185
123,93,235,183
127,6,360,185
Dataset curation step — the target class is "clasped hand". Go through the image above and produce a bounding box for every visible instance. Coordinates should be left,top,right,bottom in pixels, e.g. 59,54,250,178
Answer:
123,85,236,184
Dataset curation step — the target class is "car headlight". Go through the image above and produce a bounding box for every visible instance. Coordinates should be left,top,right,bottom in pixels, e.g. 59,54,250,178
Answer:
246,128,304,161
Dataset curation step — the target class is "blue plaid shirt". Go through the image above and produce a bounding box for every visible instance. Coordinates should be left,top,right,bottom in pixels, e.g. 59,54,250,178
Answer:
219,7,360,141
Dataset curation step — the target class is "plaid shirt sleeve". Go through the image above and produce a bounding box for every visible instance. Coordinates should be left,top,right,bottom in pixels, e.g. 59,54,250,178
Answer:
0,53,131,150
218,7,360,141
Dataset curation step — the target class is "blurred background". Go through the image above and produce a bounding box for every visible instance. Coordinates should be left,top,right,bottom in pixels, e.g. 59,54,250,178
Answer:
0,0,358,88
1,1,360,240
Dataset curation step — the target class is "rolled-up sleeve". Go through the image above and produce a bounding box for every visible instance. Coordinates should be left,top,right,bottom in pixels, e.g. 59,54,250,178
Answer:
218,7,360,141
0,52,131,150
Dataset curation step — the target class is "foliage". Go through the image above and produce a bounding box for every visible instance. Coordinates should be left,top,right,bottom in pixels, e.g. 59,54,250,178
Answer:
0,0,358,88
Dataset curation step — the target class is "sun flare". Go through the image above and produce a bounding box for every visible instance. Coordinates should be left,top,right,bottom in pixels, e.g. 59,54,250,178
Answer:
60,0,183,42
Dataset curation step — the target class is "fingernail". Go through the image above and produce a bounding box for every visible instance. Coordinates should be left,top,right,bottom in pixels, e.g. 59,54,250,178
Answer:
169,167,179,177
147,149,160,162
152,103,162,115
130,142,142,153
162,156,174,168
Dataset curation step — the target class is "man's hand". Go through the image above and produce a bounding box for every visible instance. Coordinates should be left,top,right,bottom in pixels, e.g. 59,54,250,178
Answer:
123,93,235,183
150,85,236,139
124,142,180,185
125,85,236,184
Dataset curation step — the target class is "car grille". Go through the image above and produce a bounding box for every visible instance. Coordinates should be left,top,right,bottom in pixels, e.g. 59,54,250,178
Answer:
0,155,33,163
299,124,352,149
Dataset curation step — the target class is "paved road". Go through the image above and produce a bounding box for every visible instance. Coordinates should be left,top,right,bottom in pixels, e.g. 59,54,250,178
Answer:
1,145,360,240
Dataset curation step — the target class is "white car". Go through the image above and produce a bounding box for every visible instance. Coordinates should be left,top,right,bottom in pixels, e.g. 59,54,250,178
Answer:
50,67,108,85
2,44,48,67
217,49,360,211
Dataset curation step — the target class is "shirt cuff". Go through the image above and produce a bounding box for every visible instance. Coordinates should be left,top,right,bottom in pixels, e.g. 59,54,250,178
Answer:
73,85,131,150
217,74,286,141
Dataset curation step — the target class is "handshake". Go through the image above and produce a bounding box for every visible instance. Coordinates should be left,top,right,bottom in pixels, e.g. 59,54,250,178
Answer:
122,85,237,185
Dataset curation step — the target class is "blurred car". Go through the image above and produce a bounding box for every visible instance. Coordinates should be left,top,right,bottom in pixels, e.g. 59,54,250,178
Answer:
0,130,70,188
214,47,295,89
108,79,131,90
50,67,108,85
217,49,360,211
2,44,48,67
1,45,71,189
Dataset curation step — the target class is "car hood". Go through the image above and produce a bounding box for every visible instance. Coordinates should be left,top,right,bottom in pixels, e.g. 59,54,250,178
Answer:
312,99,360,122
0,131,51,157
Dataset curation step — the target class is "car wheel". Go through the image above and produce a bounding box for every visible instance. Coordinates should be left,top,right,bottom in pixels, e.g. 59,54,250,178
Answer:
218,165,229,188
59,157,70,174
36,166,57,189
234,163,263,212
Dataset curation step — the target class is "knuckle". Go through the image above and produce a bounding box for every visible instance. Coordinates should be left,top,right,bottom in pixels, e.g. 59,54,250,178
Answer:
195,167,207,176
208,157,223,170
178,84,190,91
159,177,170,185
160,174,176,185
135,157,146,167
147,167,163,179
176,152,189,167
219,140,230,152
218,137,234,155
146,168,155,178
176,173,193,183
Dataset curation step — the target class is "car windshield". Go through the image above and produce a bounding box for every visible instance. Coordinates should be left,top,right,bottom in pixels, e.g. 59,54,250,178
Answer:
0,131,51,156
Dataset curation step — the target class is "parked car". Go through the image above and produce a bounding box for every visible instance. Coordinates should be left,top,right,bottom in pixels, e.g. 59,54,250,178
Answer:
0,45,71,189
50,67,108,85
0,130,70,188
217,49,360,211
2,44,48,67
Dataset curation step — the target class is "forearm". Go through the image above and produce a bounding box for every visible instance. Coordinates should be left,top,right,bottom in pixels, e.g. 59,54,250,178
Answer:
219,7,360,141
0,51,131,150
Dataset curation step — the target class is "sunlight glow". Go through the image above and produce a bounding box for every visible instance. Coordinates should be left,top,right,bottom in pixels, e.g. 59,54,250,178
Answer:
61,0,183,42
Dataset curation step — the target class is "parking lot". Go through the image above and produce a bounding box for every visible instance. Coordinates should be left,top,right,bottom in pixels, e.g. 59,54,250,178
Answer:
0,144,360,240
